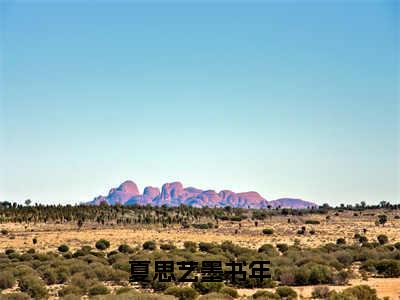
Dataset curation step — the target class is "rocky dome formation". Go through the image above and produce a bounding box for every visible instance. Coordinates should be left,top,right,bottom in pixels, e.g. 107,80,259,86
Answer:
88,180,317,209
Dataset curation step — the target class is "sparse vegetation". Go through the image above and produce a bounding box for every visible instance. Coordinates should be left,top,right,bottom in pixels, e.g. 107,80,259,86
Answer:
0,204,398,299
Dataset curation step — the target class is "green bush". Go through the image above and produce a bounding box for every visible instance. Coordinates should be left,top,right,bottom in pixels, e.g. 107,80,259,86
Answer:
305,220,320,224
58,244,69,253
336,238,346,245
143,240,156,250
193,281,224,294
258,244,279,256
19,275,48,299
164,286,198,300
395,242,400,250
58,285,83,297
160,243,176,250
0,271,16,289
198,242,218,253
198,292,233,300
5,249,15,255
276,243,289,253
263,228,274,235
311,286,330,299
275,286,297,300
252,290,279,299
70,273,96,291
193,223,214,229
377,234,389,245
95,239,111,250
39,267,57,285
1,292,30,300
341,285,379,300
374,259,400,277
183,241,197,252
116,287,133,294
118,244,134,253
220,286,239,298
88,283,109,295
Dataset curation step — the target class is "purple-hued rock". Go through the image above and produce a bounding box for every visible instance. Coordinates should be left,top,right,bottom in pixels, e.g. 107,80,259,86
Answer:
87,180,317,209
269,198,317,209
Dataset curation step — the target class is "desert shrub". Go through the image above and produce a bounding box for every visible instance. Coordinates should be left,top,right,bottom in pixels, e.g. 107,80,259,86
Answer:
374,259,400,277
118,244,134,253
143,240,156,250
58,244,69,253
293,265,311,285
19,275,48,299
263,228,274,235
70,272,96,291
19,253,33,261
67,260,93,275
160,243,176,250
377,234,389,245
32,238,37,244
1,292,30,300
58,285,84,297
198,242,217,253
279,270,296,285
0,271,16,289
88,283,109,295
305,220,320,225
54,267,69,284
72,249,85,258
335,251,353,266
60,295,81,300
336,238,346,245
1,229,9,235
192,223,214,229
334,270,351,285
220,286,238,298
27,248,35,254
252,290,279,299
193,281,224,294
312,286,330,299
394,242,400,250
275,286,297,300
377,215,387,226
80,244,91,251
258,244,279,256
276,243,289,253
39,267,57,285
309,264,333,284
341,285,379,300
96,239,111,250
14,265,37,278
116,287,133,294
183,241,197,252
91,263,113,281
5,249,15,255
63,252,73,259
164,286,198,300
198,292,233,300
149,279,174,292
110,269,129,283
309,229,316,235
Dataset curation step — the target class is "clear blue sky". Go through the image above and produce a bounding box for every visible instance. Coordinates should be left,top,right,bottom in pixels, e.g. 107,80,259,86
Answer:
0,1,399,206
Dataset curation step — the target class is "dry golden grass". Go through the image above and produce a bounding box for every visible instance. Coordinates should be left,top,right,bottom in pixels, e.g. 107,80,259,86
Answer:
0,209,399,252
